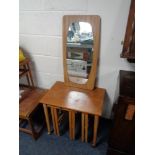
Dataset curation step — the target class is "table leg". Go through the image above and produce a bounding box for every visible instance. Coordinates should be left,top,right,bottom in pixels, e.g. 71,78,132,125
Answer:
53,108,60,136
50,107,57,135
28,118,36,140
92,115,99,146
72,111,75,140
81,113,85,142
69,111,73,140
43,104,51,134
84,114,88,142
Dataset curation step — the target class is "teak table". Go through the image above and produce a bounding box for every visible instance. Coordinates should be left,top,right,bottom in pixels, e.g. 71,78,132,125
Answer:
40,81,106,146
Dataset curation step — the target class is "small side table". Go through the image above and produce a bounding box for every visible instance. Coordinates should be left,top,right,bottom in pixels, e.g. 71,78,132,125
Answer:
19,58,47,139
40,81,106,146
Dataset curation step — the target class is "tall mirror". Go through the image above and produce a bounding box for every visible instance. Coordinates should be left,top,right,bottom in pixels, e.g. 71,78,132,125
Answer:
63,15,100,90
67,22,93,84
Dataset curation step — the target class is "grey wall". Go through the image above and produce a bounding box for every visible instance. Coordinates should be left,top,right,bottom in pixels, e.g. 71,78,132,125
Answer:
19,0,135,118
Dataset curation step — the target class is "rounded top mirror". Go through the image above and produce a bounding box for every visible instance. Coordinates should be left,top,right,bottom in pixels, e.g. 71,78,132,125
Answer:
66,21,93,84
63,15,101,90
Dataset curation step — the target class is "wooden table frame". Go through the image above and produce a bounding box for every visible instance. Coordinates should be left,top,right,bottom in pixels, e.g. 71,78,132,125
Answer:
43,104,75,139
81,113,99,146
19,58,46,139
43,105,100,146
40,81,105,146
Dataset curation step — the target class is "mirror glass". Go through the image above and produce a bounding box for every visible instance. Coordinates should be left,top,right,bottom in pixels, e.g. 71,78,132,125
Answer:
66,22,93,84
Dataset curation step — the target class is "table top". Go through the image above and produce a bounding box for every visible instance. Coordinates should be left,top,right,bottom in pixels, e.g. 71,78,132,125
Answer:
40,81,106,116
19,87,47,118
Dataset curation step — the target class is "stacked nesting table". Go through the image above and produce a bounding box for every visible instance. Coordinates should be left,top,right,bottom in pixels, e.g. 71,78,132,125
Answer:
40,81,106,146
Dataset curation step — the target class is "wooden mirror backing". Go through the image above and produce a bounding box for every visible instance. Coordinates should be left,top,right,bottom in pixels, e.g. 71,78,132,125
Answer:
63,15,101,90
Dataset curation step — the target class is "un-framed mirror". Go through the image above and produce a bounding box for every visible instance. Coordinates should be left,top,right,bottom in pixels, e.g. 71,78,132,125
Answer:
63,15,101,90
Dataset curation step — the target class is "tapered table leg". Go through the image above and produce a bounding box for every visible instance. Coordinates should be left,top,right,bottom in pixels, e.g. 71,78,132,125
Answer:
92,115,99,146
84,114,88,142
50,107,57,135
72,111,75,140
53,107,60,136
69,111,73,140
81,113,85,142
43,104,51,134
69,110,75,140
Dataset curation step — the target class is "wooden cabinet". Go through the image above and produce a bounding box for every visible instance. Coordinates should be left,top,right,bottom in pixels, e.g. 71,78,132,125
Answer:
107,70,135,155
121,0,135,60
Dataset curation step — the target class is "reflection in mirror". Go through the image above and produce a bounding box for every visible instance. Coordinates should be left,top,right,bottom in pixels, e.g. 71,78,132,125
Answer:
66,22,93,84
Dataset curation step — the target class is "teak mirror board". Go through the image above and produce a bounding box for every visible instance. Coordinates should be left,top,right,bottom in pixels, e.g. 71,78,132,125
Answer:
63,15,101,90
